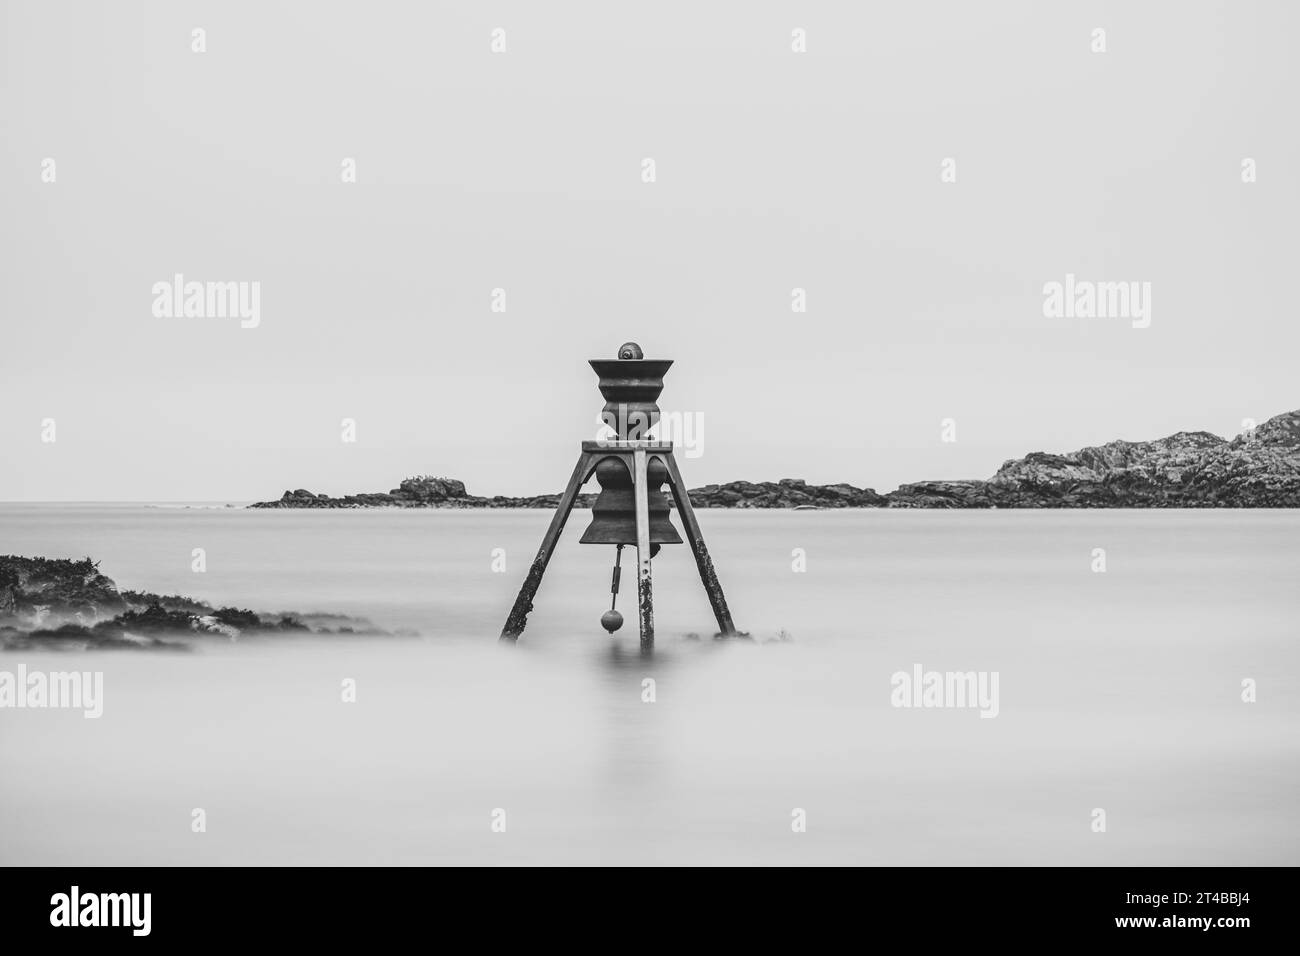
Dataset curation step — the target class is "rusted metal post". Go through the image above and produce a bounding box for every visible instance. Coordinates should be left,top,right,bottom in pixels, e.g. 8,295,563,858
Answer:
664,453,738,637
500,451,592,640
632,448,654,647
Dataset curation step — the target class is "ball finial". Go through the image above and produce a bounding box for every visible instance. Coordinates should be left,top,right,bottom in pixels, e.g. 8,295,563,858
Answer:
617,342,644,360
601,609,624,633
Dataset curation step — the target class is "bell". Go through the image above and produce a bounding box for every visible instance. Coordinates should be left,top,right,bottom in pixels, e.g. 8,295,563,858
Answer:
580,457,683,553
498,340,740,645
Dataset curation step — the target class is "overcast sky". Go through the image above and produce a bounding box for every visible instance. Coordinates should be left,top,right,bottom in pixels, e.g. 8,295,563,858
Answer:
2,1,1296,501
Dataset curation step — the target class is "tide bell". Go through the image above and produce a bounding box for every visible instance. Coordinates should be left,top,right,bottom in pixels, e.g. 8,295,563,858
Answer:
499,341,739,647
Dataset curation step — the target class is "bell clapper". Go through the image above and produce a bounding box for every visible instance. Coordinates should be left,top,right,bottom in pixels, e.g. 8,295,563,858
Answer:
601,544,625,634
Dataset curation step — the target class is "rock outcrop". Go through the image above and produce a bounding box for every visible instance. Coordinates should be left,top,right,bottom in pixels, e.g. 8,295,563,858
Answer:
885,480,995,509
889,410,1300,508
252,475,596,510
0,556,127,626
0,556,391,650
250,475,883,510
247,408,1300,510
680,478,887,509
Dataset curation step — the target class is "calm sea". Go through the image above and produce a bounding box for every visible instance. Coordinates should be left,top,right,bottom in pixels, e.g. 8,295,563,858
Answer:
1,504,1297,865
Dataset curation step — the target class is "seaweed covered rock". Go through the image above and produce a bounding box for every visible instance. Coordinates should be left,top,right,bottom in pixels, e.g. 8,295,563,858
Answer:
0,556,391,650
0,556,127,628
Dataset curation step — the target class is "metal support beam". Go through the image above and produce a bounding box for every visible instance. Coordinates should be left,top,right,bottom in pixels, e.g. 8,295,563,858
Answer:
500,451,592,640
664,453,738,637
632,448,654,648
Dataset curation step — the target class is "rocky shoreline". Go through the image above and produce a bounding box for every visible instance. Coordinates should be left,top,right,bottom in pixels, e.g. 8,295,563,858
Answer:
251,476,593,511
249,408,1300,510
0,556,399,650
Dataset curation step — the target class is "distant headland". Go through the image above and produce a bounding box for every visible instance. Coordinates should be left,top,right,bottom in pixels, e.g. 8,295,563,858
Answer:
248,408,1300,510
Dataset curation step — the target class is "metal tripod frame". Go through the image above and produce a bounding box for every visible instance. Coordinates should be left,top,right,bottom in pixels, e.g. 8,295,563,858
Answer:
500,440,738,648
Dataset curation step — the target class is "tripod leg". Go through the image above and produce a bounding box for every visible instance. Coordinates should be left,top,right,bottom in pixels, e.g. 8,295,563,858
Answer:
632,448,654,648
500,452,592,640
664,453,738,637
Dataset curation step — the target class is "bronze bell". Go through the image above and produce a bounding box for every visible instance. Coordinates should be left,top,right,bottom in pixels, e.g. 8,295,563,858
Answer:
579,342,683,555
579,456,683,554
